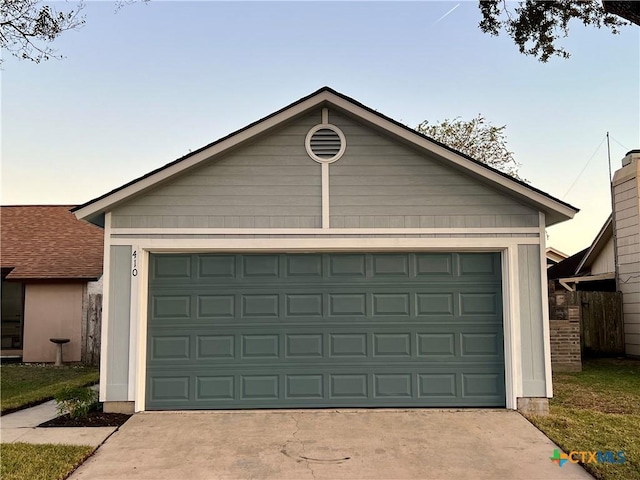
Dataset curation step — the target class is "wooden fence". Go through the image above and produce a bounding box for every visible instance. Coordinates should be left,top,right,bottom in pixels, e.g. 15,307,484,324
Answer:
81,293,102,365
579,291,624,357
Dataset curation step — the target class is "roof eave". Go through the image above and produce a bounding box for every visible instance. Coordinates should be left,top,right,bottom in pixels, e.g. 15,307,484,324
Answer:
575,215,613,274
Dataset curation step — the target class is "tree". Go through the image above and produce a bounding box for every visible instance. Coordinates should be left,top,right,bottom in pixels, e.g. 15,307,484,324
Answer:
0,0,85,65
0,0,143,66
478,1,629,62
416,115,524,180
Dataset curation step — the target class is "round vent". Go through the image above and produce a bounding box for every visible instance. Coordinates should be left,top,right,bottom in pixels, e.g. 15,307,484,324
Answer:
305,124,346,163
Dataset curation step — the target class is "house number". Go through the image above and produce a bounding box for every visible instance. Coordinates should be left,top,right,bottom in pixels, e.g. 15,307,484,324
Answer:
131,250,138,277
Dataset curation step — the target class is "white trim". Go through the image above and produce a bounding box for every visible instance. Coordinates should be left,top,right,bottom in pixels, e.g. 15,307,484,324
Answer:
558,272,616,292
110,227,541,236
539,212,553,398
98,213,111,402
135,250,149,412
127,245,140,401
128,240,525,411
322,163,330,228
503,245,522,408
111,237,540,249
73,89,577,225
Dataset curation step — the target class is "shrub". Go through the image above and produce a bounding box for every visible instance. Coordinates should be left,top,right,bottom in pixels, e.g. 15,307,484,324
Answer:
54,386,98,419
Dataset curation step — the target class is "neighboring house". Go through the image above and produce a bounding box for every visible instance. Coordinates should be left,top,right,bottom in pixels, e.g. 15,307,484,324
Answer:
545,247,568,268
548,149,640,357
612,150,640,357
1,206,104,363
549,216,616,292
73,87,578,414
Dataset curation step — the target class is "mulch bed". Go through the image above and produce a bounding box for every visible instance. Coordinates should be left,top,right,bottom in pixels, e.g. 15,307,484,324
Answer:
39,411,131,428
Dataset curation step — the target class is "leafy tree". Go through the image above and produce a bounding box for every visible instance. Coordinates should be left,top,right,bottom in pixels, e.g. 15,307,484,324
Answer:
416,115,523,180
0,0,85,65
478,1,629,62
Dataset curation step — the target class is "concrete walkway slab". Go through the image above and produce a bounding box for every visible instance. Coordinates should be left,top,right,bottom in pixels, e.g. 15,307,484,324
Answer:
70,410,593,480
4,426,117,446
1,428,31,443
1,400,57,428
1,397,117,447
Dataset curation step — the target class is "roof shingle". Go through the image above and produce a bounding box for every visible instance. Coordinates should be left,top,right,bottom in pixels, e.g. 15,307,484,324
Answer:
1,206,104,280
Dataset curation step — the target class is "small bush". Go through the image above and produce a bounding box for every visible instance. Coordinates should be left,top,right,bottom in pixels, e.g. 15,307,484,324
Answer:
54,386,98,419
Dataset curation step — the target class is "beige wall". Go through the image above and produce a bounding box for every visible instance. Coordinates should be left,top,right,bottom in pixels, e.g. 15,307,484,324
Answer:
23,283,84,362
612,154,640,357
591,237,615,275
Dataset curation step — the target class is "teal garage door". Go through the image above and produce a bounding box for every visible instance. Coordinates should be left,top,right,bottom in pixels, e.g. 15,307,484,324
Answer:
146,253,505,409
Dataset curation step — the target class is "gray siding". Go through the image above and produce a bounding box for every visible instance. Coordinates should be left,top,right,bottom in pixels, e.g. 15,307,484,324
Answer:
518,244,546,396
106,245,132,401
613,176,640,356
111,112,322,229
328,111,539,228
111,108,539,230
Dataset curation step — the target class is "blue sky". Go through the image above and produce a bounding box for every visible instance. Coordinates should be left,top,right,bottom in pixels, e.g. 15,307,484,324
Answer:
2,1,639,255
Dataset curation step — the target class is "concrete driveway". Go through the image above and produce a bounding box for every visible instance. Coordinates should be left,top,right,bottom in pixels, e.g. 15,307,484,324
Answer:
71,410,592,480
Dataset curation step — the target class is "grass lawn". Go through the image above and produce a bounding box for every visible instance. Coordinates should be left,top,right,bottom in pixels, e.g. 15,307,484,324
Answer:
1,364,99,414
526,358,640,480
0,443,94,480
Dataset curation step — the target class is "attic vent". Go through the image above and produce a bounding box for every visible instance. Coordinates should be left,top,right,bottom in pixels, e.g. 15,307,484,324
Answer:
305,124,346,163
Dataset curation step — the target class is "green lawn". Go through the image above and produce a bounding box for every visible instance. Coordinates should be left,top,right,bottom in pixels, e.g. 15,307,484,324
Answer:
527,358,640,480
1,364,99,414
0,443,94,480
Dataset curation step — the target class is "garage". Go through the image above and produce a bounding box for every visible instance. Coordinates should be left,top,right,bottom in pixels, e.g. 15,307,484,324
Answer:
73,87,578,413
146,252,505,409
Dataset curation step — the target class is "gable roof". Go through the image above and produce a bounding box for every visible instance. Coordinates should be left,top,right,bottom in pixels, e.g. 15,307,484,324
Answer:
1,206,104,280
73,87,578,226
547,248,589,280
575,215,613,275
546,247,569,265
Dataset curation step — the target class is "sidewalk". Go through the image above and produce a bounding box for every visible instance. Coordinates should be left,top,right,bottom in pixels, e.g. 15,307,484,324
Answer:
1,400,117,446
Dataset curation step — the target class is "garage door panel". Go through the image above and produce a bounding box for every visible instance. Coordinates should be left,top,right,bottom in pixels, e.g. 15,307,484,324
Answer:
149,253,501,285
152,255,192,280
458,253,500,276
150,293,501,325
147,326,503,365
285,334,324,358
286,255,323,277
198,255,236,278
197,295,235,318
286,374,324,399
197,335,235,359
196,376,235,400
147,253,505,409
146,367,505,408
415,254,453,276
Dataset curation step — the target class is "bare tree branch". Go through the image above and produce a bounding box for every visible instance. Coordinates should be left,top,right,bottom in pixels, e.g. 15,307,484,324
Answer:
0,0,86,65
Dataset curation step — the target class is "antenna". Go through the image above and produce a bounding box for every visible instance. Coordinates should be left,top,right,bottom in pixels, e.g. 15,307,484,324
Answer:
607,132,613,181
607,132,620,292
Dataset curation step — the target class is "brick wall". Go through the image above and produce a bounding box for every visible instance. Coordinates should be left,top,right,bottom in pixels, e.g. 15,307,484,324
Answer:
548,281,582,372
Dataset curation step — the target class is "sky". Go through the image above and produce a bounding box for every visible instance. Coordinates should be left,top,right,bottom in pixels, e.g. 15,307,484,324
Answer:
2,1,639,255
